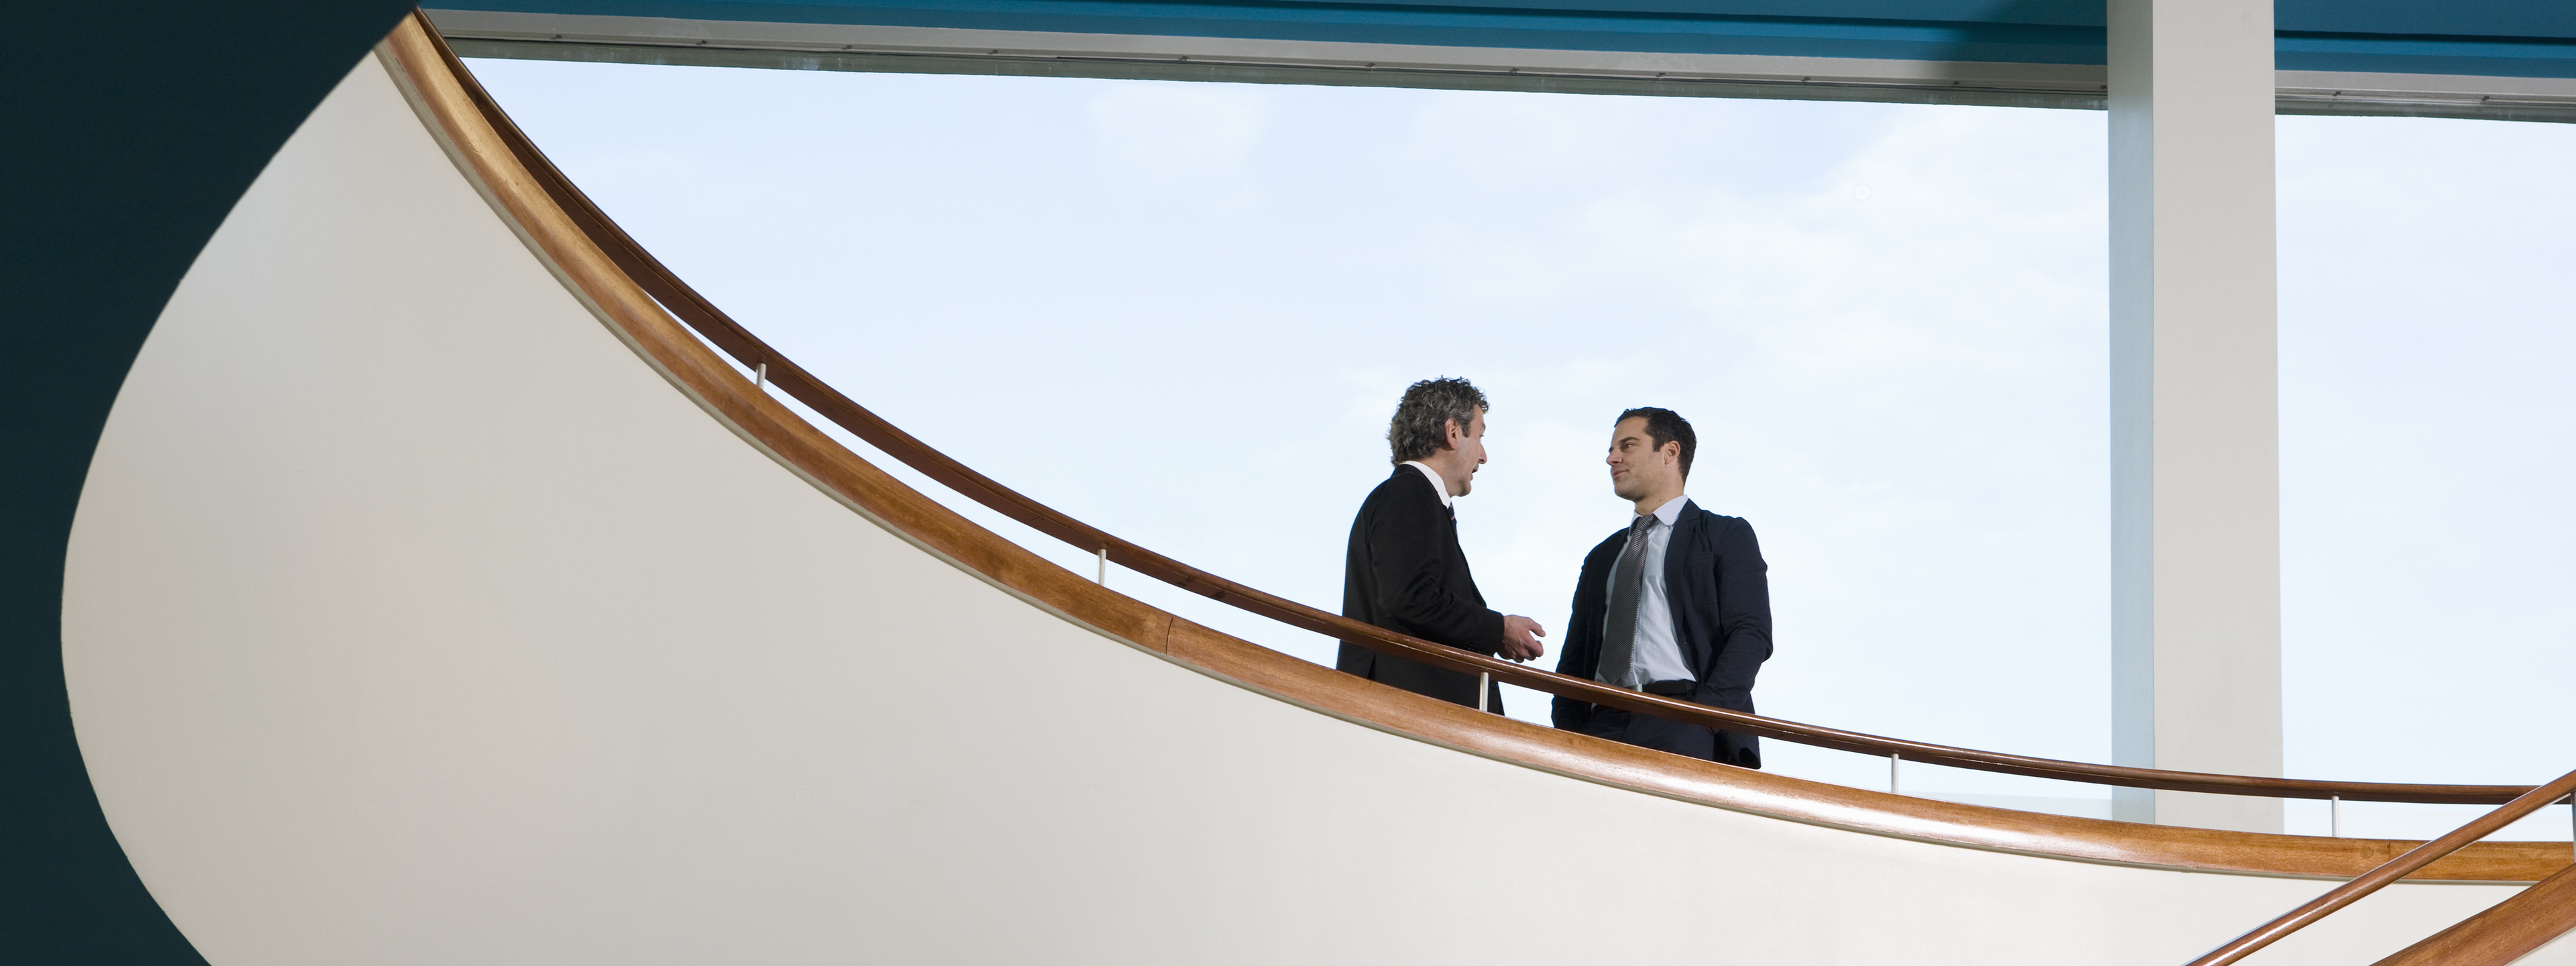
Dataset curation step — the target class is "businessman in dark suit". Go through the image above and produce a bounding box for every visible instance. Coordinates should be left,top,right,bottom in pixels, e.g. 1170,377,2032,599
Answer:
1338,377,1546,712
1553,407,1773,766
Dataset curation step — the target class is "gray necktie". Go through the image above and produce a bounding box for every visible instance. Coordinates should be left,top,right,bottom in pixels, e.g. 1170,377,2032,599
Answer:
1598,513,1656,690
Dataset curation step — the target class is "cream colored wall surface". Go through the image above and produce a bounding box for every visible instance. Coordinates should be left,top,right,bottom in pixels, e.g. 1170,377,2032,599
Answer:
60,52,2571,966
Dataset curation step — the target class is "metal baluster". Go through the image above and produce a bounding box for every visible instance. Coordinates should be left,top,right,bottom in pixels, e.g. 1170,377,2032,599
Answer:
1477,672,1489,713
2330,796,2341,838
1096,547,1107,584
755,361,767,391
1890,752,1902,794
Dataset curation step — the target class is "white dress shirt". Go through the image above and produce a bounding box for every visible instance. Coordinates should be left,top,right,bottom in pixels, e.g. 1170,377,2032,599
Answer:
1399,460,1452,508
1601,494,1694,690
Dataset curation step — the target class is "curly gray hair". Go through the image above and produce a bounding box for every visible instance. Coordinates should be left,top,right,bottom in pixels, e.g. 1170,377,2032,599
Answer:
1386,377,1489,465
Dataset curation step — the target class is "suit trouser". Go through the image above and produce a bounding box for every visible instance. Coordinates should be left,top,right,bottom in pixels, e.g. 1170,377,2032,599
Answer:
1578,706,1717,760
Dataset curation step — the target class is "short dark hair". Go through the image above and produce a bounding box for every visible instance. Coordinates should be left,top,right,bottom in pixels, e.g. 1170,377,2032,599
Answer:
1387,377,1489,464
1617,407,1697,478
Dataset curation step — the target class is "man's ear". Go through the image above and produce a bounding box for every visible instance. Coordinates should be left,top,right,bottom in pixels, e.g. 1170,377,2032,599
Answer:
1442,417,1462,450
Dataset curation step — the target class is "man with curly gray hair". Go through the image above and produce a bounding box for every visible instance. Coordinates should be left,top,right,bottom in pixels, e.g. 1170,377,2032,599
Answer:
1337,377,1546,712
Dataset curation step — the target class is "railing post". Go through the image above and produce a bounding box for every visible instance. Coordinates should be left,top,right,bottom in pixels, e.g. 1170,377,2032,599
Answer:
754,361,766,391
1477,672,1489,713
1890,752,1902,794
1095,547,1107,584
2331,796,2341,838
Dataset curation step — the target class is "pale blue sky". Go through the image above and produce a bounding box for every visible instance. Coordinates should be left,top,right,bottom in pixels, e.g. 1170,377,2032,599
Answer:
466,57,2576,836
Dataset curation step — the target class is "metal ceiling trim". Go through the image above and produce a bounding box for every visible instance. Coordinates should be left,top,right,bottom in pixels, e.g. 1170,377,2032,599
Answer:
427,9,2575,122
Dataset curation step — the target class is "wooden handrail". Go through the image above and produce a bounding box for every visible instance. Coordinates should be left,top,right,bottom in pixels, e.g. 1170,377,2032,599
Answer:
2184,771,2576,966
2372,834,2576,966
415,13,2539,808
382,14,2573,884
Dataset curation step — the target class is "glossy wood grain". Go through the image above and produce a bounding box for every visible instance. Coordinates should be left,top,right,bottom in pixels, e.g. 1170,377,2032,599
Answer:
380,13,2572,882
2374,856,2576,965
2186,770,2576,965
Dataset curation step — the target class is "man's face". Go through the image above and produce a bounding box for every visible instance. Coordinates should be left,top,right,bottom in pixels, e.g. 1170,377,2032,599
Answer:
1606,416,1679,503
1446,407,1489,496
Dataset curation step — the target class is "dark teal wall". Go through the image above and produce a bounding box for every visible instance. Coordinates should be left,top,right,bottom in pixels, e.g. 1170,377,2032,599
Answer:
0,2,416,961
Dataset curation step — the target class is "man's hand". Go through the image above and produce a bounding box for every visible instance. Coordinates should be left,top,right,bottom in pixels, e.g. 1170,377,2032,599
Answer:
1500,615,1548,662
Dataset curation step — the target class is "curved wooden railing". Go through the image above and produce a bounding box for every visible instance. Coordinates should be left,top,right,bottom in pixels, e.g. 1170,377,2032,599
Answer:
388,11,2575,892
2375,854,2576,965
412,19,2544,812
408,17,2546,810
2187,767,2576,966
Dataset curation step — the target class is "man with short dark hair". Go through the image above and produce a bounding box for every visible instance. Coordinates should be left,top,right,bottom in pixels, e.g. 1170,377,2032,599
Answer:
1552,407,1773,765
1338,377,1546,711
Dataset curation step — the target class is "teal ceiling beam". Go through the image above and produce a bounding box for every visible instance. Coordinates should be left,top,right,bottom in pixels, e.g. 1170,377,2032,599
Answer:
426,1,2576,77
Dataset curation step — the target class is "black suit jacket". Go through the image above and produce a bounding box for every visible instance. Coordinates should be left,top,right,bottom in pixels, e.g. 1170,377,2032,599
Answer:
1338,466,1507,710
1552,500,1773,767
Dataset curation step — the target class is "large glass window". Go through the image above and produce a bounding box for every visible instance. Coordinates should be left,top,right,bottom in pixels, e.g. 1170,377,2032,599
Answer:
470,58,2576,834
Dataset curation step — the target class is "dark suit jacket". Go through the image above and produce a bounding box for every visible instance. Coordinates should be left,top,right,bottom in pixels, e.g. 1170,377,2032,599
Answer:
1338,466,1507,710
1552,500,1773,767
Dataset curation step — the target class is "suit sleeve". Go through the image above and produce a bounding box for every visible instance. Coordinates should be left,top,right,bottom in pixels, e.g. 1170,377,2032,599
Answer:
1552,535,1620,731
1367,488,1505,654
1705,517,1774,707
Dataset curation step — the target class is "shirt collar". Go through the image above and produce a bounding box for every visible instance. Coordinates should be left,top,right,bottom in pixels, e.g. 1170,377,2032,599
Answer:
1642,494,1690,527
1399,460,1452,508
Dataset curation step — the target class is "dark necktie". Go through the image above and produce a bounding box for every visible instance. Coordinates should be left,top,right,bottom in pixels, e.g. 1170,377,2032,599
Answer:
1598,514,1656,690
